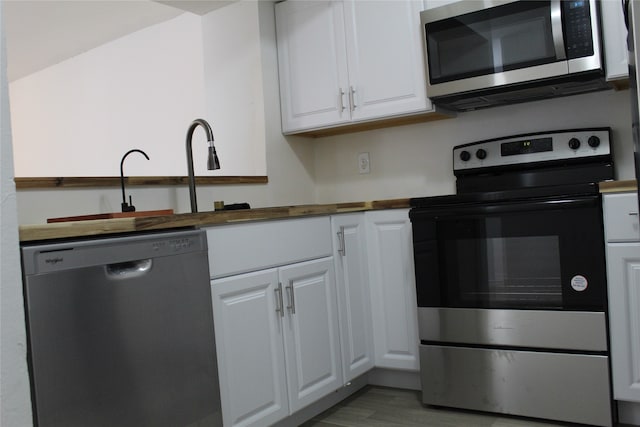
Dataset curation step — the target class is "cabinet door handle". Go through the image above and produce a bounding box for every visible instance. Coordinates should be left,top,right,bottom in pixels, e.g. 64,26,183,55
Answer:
339,88,346,112
275,282,284,317
629,212,639,216
349,86,357,111
286,282,296,314
337,226,346,256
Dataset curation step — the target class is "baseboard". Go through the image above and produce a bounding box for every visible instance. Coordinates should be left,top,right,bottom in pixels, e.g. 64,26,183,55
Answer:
366,367,421,390
618,401,640,426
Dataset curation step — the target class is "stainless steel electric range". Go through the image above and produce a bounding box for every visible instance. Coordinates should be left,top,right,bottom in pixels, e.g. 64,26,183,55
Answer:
409,128,615,427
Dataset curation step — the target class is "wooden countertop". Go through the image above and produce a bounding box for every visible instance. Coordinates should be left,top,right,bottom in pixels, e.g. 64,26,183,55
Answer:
19,199,411,242
599,179,638,193
20,179,637,242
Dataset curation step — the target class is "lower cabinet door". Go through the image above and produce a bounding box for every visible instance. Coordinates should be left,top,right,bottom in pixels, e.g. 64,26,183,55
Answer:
365,209,420,370
279,257,343,413
211,269,289,427
607,243,640,402
332,214,375,381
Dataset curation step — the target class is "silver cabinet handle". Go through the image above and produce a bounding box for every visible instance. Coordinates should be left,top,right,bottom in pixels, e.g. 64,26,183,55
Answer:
275,282,284,317
286,282,296,314
339,88,346,112
337,226,346,256
349,86,357,111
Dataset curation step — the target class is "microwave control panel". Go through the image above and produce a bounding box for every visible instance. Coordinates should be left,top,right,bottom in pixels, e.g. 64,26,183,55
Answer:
453,128,611,172
564,0,594,59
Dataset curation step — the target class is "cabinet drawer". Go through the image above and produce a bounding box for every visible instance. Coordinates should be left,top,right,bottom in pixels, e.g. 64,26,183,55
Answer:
603,193,640,242
205,217,332,278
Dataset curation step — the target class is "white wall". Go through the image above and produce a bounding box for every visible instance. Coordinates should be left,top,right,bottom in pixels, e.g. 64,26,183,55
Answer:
202,0,267,176
15,0,317,224
10,3,270,178
10,12,206,177
0,2,34,425
314,89,636,203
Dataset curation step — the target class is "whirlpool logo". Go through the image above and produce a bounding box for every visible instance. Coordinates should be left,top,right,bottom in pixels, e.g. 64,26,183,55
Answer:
45,257,64,265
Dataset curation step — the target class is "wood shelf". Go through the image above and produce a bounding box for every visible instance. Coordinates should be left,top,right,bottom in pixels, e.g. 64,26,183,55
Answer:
14,176,268,189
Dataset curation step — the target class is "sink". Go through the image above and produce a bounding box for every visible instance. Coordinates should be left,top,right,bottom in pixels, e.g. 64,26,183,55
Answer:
47,209,174,223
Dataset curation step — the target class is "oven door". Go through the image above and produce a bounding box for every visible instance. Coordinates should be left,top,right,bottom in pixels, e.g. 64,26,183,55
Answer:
421,0,601,99
410,194,607,311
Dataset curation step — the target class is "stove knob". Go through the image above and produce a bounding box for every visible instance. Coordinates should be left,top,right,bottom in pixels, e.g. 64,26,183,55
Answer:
568,138,581,150
476,148,487,160
460,150,471,161
588,135,601,148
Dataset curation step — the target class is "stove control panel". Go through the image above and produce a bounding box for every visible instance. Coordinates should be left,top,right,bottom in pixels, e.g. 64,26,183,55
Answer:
453,128,611,172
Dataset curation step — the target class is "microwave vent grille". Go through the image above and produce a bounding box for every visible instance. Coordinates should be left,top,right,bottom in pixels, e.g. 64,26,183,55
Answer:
433,76,611,112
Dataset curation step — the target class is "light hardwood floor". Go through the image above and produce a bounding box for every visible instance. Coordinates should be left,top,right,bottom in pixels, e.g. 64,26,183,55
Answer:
301,386,568,427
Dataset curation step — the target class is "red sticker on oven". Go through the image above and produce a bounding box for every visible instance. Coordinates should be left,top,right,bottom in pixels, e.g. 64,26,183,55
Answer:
571,275,588,292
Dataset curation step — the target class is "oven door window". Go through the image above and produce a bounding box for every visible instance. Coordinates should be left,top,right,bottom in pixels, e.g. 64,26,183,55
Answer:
426,1,558,84
413,201,607,310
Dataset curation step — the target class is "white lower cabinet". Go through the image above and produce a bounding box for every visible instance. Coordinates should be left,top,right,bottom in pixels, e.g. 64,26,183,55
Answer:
604,192,640,404
208,210,420,426
211,257,342,427
365,209,419,371
279,258,343,412
331,214,375,382
607,244,640,402
211,270,288,427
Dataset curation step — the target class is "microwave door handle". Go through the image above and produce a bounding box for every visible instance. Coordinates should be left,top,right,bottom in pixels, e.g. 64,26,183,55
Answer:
550,0,566,60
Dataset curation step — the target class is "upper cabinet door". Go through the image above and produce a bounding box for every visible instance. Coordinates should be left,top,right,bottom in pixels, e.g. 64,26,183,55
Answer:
275,1,351,133
601,0,629,82
343,0,430,121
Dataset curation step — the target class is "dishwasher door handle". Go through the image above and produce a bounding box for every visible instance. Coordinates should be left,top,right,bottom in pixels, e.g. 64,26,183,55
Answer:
105,259,153,279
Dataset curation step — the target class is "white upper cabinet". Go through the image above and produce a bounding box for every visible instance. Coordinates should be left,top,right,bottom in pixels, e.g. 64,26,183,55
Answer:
275,1,351,132
275,0,434,134
601,0,629,81
343,0,429,121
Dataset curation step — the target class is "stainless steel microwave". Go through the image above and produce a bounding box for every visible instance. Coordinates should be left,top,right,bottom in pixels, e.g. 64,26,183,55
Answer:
420,0,609,111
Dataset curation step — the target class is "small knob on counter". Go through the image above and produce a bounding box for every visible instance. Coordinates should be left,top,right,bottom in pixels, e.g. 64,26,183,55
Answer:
476,148,487,160
568,138,581,150
460,150,471,161
588,136,601,148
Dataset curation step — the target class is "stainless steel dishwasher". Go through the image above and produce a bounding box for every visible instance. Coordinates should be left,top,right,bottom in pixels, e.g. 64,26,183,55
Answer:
21,229,222,427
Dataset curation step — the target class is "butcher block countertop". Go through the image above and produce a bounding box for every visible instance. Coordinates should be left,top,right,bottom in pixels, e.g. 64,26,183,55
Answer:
599,179,638,193
19,199,411,242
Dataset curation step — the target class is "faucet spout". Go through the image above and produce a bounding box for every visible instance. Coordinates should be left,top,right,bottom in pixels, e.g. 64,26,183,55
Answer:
120,149,150,212
186,118,220,213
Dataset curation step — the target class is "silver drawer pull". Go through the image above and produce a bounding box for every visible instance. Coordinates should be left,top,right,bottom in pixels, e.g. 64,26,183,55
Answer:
275,282,284,317
337,226,346,256
286,282,296,314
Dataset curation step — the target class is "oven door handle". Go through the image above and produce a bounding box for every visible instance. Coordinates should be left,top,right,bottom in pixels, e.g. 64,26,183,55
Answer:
410,196,598,218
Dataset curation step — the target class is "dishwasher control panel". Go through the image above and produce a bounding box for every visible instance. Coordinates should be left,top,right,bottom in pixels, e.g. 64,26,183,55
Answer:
22,229,208,274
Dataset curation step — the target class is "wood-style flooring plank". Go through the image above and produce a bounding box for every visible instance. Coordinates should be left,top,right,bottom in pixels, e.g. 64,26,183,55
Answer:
303,386,565,427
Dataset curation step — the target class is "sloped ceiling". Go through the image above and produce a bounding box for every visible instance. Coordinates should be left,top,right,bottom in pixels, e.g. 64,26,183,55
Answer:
3,0,235,82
